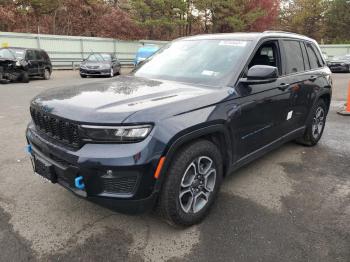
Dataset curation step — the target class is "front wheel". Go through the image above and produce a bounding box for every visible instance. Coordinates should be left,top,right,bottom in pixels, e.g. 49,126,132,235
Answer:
158,140,223,226
109,68,114,77
20,71,29,83
296,99,327,146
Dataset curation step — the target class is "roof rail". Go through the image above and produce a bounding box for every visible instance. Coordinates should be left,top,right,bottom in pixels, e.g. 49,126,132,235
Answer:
263,30,311,39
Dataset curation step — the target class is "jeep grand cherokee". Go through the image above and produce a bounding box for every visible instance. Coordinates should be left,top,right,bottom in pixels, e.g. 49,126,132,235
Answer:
26,31,332,226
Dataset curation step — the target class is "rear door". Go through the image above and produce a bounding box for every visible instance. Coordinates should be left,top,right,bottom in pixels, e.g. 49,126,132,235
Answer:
35,50,45,76
280,40,325,132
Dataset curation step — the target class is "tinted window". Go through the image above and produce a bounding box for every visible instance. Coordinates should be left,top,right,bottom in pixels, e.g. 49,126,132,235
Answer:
300,43,310,70
26,50,35,60
283,40,305,74
305,43,322,69
86,53,112,62
35,50,43,60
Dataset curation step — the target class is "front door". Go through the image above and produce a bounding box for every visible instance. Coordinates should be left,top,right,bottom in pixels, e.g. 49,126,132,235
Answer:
26,50,39,76
231,40,292,159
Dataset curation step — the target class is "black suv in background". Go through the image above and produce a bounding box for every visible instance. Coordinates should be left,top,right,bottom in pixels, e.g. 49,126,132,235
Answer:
0,47,52,83
26,32,332,226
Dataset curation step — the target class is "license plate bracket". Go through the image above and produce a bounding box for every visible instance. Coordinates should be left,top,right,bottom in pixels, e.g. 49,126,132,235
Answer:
34,156,57,183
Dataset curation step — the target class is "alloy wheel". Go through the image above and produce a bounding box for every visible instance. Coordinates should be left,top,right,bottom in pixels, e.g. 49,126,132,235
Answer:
312,106,325,140
179,156,216,214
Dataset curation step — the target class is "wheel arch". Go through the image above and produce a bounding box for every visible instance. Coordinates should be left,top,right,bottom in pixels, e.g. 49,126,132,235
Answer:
154,124,233,192
319,93,331,114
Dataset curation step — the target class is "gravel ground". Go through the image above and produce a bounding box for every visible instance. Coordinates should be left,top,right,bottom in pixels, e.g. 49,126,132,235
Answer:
0,70,349,262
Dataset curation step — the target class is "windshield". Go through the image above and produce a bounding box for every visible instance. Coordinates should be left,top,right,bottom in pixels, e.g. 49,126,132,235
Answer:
0,49,16,59
0,48,25,60
134,39,251,86
86,53,112,62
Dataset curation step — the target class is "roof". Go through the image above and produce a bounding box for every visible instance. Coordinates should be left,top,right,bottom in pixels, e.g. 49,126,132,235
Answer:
0,47,44,51
181,31,316,43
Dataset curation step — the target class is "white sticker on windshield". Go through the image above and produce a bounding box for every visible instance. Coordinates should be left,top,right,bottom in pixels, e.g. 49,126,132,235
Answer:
219,40,247,47
201,70,219,76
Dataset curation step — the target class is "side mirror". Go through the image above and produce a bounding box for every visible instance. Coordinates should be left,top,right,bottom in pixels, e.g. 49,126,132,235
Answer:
241,65,279,84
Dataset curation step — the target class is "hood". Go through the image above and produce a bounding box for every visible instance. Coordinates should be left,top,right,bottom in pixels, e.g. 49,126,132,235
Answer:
81,60,111,66
31,76,229,124
0,57,16,63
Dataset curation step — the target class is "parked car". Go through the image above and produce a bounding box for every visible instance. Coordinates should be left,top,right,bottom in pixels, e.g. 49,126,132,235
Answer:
0,47,52,83
134,44,159,66
327,54,350,73
26,32,332,226
79,53,121,78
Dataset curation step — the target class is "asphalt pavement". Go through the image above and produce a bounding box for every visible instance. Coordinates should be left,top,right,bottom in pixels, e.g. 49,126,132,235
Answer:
0,70,349,262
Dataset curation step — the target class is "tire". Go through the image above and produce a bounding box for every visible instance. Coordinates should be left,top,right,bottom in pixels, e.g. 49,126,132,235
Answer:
296,99,327,146
20,71,29,83
158,139,223,226
109,68,114,78
43,68,51,80
80,74,87,78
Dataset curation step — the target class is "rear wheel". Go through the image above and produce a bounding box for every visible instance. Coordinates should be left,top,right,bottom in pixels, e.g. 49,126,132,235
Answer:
43,68,51,80
296,99,327,146
158,140,223,226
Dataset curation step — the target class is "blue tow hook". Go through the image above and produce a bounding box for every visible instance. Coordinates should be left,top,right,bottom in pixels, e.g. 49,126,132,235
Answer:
75,176,85,190
25,144,32,154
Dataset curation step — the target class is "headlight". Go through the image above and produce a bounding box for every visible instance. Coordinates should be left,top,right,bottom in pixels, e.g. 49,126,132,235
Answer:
80,64,87,69
81,125,153,142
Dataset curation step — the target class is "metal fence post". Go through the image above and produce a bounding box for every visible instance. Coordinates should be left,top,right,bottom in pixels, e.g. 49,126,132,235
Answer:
36,34,41,49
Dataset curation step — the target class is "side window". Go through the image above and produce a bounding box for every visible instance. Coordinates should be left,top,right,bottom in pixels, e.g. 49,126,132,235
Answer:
26,50,35,60
305,43,323,69
283,40,305,74
300,43,310,71
249,41,281,73
35,50,43,60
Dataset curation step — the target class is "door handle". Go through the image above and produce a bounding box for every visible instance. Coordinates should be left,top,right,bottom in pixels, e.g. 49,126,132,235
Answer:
309,75,317,81
278,83,290,91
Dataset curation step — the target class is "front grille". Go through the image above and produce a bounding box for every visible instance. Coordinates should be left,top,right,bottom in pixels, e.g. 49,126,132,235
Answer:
102,175,138,195
87,65,100,69
30,107,81,148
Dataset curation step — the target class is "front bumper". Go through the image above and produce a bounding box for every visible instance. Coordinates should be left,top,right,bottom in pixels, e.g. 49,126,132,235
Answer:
26,124,162,214
80,68,110,76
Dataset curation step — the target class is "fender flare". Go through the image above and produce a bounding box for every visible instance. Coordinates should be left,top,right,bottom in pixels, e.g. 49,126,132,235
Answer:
154,123,233,191
305,90,331,125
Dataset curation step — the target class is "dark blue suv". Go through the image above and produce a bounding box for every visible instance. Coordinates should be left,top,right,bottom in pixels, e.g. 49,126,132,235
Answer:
26,32,332,226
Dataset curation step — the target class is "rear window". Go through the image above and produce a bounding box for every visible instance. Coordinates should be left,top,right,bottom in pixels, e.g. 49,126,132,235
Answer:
305,43,323,69
283,40,305,74
41,51,50,61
